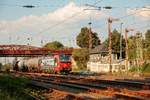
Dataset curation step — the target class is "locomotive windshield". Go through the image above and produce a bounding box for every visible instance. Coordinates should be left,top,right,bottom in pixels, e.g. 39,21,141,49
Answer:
60,54,71,62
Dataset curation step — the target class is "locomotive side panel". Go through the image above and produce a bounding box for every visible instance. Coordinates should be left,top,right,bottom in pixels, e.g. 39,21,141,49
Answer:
40,57,56,73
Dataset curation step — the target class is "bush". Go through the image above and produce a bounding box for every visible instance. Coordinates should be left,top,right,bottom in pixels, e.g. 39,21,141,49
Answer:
72,48,89,70
142,63,150,73
129,66,139,72
129,63,150,73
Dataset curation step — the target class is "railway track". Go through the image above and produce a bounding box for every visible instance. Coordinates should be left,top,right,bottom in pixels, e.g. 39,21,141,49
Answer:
22,91,41,100
31,76,150,99
28,81,98,100
11,72,150,99
20,72,150,90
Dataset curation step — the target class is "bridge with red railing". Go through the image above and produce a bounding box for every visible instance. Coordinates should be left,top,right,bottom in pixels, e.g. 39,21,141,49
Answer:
0,45,73,57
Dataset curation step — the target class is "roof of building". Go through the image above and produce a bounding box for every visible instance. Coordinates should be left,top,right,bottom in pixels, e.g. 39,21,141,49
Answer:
90,44,108,54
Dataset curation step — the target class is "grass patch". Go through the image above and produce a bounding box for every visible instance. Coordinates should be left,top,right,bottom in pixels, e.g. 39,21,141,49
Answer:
0,73,33,100
25,85,48,100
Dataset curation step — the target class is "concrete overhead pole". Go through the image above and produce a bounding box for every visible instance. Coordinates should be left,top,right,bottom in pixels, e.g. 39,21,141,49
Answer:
88,22,92,49
108,18,113,73
120,23,123,60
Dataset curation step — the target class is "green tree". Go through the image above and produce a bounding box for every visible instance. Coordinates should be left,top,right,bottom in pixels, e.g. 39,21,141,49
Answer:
144,29,150,60
76,27,101,48
72,48,89,70
44,41,64,50
103,29,125,58
145,29,150,48
128,36,137,59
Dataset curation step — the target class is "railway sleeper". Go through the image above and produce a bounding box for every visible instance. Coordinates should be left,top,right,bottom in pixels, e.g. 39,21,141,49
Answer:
114,93,148,100
28,81,96,100
142,84,150,90
121,89,150,98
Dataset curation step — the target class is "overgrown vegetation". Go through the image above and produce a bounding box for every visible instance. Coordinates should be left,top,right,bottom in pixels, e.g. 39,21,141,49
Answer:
129,63,150,73
0,74,30,100
0,73,50,100
144,30,150,60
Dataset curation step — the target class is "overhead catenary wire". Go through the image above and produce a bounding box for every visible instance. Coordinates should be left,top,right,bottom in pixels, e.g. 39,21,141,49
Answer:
1,1,149,42
134,24,150,31
92,8,150,30
0,3,64,8
37,0,104,34
1,1,148,34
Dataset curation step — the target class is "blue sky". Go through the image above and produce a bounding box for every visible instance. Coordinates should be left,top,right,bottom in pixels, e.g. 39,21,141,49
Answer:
0,0,149,47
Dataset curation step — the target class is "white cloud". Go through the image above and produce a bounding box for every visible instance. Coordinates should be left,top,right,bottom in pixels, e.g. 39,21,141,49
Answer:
0,2,105,34
127,6,150,18
0,2,105,46
0,2,105,45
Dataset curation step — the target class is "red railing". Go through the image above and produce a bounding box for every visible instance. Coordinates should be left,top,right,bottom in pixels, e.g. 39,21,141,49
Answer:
0,48,73,57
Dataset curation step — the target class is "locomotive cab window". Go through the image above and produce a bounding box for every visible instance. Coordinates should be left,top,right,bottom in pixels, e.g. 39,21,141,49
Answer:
60,54,71,62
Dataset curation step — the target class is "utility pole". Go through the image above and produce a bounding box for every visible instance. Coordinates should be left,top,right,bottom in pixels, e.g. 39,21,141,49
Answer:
108,18,112,73
88,22,92,49
108,17,119,73
124,28,134,71
120,23,123,60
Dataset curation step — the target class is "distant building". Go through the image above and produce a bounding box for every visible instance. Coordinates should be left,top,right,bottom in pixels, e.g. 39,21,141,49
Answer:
87,44,125,73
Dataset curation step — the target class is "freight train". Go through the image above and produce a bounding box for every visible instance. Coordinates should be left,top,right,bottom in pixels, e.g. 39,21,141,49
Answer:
13,54,72,74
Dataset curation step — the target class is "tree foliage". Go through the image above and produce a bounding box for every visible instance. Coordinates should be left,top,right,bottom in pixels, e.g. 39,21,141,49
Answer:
145,29,150,48
72,48,89,70
126,31,149,60
103,29,125,58
128,36,137,59
111,29,125,52
144,30,150,60
76,27,101,48
44,41,64,50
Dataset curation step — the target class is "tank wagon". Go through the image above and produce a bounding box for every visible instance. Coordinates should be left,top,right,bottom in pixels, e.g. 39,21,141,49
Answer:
13,54,72,74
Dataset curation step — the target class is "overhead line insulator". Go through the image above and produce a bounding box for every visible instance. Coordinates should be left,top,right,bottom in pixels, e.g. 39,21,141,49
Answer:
22,5,35,8
103,6,112,9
